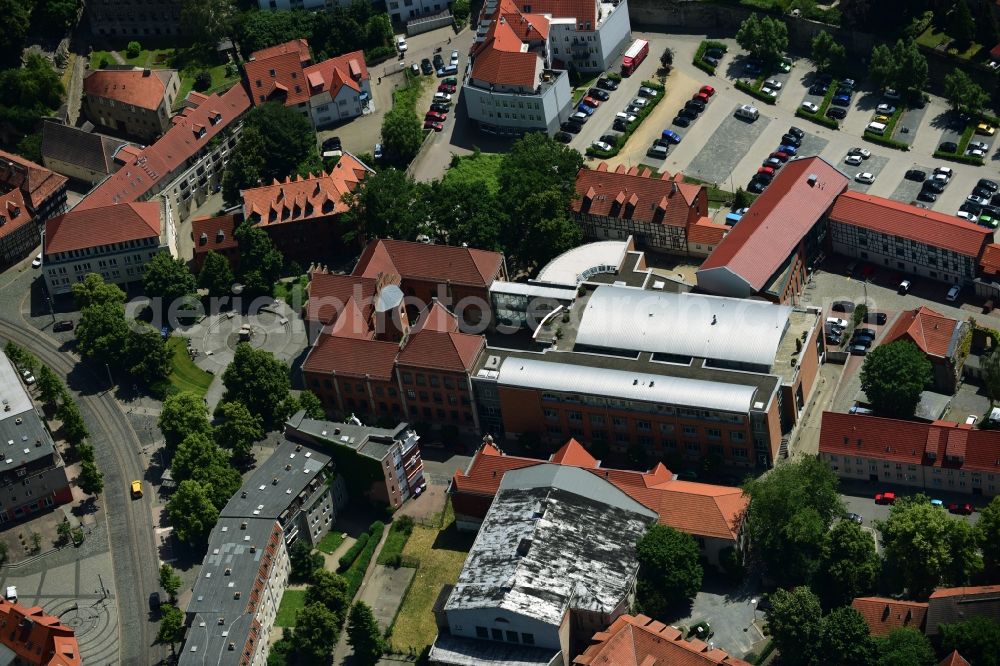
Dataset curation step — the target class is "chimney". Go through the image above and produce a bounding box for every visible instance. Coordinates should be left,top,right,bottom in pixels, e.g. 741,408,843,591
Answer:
807,174,818,187
143,69,151,77
216,229,225,242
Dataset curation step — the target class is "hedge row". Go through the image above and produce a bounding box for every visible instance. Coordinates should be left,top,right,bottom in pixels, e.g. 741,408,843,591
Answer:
734,79,776,105
935,122,984,165
337,532,370,570
933,150,985,166
343,522,384,598
585,80,666,159
692,40,727,76
796,107,839,129
863,132,909,151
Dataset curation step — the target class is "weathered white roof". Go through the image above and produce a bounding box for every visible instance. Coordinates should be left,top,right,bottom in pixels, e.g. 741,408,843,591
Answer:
496,356,758,413
488,280,576,300
0,352,33,422
576,285,791,367
534,240,628,286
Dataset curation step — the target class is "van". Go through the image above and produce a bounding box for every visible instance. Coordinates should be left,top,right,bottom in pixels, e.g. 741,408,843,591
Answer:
867,121,887,135
735,104,759,121
647,144,668,159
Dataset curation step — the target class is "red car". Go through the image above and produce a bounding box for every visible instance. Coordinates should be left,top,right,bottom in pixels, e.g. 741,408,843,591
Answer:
425,111,447,122
582,96,601,107
770,151,789,162
693,92,710,103
438,83,456,94
949,502,974,515
875,492,896,505
700,85,715,97
423,120,443,131
757,166,774,175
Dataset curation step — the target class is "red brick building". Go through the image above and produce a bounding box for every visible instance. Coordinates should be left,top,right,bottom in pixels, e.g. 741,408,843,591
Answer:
0,150,68,269
0,598,80,666
851,597,929,636
882,307,968,393
853,584,1000,638
190,213,240,272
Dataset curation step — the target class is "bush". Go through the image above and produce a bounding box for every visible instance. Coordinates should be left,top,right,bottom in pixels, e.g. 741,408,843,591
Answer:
735,79,777,105
796,107,839,129
343,522,385,598
369,520,385,537
338,532,370,570
933,150,985,166
193,70,212,91
693,40,727,76
126,41,141,59
852,304,868,327
864,132,909,151
364,45,396,65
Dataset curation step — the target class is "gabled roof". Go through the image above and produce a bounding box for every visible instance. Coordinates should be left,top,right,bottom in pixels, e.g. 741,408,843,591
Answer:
412,300,461,334
242,153,372,226
41,121,128,176
471,2,546,89
77,84,251,209
927,585,1000,635
689,216,729,246
882,307,963,359
851,597,928,636
301,331,399,379
980,242,1000,276
252,39,311,64
245,51,310,106
191,213,238,256
397,329,484,372
305,272,376,325
83,68,174,110
829,190,991,257
574,614,752,666
0,149,67,210
938,650,971,666
44,202,160,255
354,239,504,288
572,166,702,229
0,189,34,240
698,157,848,292
303,50,369,97
0,598,81,666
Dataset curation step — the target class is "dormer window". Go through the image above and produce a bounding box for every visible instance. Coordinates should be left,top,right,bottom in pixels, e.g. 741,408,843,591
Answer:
269,69,276,77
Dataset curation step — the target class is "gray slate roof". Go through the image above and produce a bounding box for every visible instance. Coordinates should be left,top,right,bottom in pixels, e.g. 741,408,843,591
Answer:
41,120,127,176
219,438,331,520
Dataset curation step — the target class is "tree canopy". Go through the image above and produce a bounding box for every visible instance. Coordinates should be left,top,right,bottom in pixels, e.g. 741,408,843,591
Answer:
72,273,126,310
743,456,843,585
766,587,824,666
347,601,385,665
306,570,350,624
635,525,703,617
156,603,185,648
811,30,846,74
159,564,182,601
735,14,789,66
233,222,284,297
166,480,219,545
214,400,264,461
0,55,65,134
143,253,197,311
874,627,936,666
860,341,931,418
289,539,324,583
222,343,292,428
198,251,235,297
950,0,975,45
938,617,1000,666
290,602,340,662
976,495,1000,578
943,69,989,116
78,460,104,496
817,606,876,666
0,0,32,68
158,391,212,450
181,0,236,46
868,39,927,100
816,519,880,608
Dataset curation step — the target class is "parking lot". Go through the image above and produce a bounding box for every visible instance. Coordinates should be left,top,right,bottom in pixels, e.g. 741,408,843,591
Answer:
686,108,772,186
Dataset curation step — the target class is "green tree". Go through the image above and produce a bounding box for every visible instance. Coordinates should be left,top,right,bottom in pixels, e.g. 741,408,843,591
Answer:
222,125,267,205
766,587,823,666
297,391,326,419
875,627,935,666
181,0,236,45
16,132,43,164
892,39,928,100
158,391,211,450
166,480,219,545
868,43,895,91
4,342,38,373
943,69,989,115
233,222,284,297
818,606,876,666
126,41,142,58
982,348,1000,404
0,55,65,133
72,273,126,310
877,495,982,598
57,400,89,446
306,569,350,624
78,460,104,496
156,603,185,650
816,520,880,608
347,601,384,665
159,563,182,602
222,343,291,428
426,179,505,251
0,0,31,67
452,0,470,23
198,251,235,297
939,616,1000,666
635,525,703,617
126,323,172,384
735,13,789,66
519,189,583,268
381,103,424,166
36,365,65,407
290,603,339,662
743,456,843,585
57,519,72,545
30,0,80,37
811,30,846,73
214,401,264,461
236,8,316,54
171,432,242,510
75,300,131,367
950,0,975,45
340,168,426,244
143,253,197,309
976,495,1000,577
289,539,323,583
860,341,931,418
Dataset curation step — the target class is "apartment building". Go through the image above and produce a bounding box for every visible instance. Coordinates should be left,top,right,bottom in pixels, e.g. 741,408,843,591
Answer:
571,163,728,256
0,598,80,666
819,411,1000,497
40,121,130,187
241,153,373,265
0,151,68,268
82,68,180,142
828,191,991,285
882,307,969,394
88,0,183,37
430,464,656,666
43,201,172,296
76,84,252,224
244,40,372,129
0,352,73,525
284,413,425,509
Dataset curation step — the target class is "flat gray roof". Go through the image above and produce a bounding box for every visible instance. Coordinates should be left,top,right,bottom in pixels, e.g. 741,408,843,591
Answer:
220,439,331,520
489,281,576,301
444,465,655,626
575,285,792,367
0,353,55,473
285,412,411,463
429,634,561,666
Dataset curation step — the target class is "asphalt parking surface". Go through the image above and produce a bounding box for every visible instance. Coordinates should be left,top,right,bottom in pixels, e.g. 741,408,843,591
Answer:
685,107,772,185
846,154,890,194
889,163,936,205
795,130,828,159
893,105,927,147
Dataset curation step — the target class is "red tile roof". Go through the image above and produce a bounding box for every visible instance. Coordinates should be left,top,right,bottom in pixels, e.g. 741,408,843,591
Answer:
354,239,504,288
699,157,848,291
938,651,971,666
413,300,461,333
820,411,1000,474
471,1,546,88
882,307,963,359
301,332,400,379
851,597,928,636
191,213,238,256
242,153,371,225
0,189,34,240
0,598,80,666
980,243,1000,276
245,51,310,106
522,0,596,27
689,216,729,246
573,166,702,230
829,190,991,258
305,272,376,325
44,202,160,256
930,584,1000,598
252,39,311,64
927,585,1000,634
451,441,747,540
77,84,251,210
83,68,173,110
396,329,484,372
304,50,369,97
0,149,67,210
573,614,752,666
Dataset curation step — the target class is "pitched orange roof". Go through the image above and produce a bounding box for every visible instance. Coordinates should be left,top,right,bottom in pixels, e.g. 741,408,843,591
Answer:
0,149,67,210
77,84,251,209
574,614,751,666
927,584,1000,634
0,598,80,666
245,50,310,106
242,153,371,226
413,300,461,334
83,68,172,110
354,239,504,288
304,50,370,96
44,202,160,255
191,213,238,256
938,650,971,666
0,189,34,240
882,307,962,359
689,217,729,246
830,190,991,258
471,6,544,88
930,584,1000,598
851,597,928,636
252,39,311,64
397,329,484,372
980,243,1000,276
573,166,703,230
305,272,377,325
301,331,399,379
550,439,597,467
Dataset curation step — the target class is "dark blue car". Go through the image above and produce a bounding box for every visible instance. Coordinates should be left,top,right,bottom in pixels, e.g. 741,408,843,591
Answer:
832,95,850,107
778,144,798,156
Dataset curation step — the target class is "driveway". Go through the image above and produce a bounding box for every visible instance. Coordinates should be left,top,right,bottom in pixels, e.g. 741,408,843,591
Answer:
669,574,764,661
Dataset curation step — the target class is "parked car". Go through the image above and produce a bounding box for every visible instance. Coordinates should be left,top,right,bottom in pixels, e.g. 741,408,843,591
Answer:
582,95,601,108
764,78,783,89
947,284,961,301
968,148,987,158
432,53,444,69
758,166,775,176
693,91,710,103
560,121,582,133
700,84,715,97
845,154,863,166
615,111,636,124
764,157,782,169
770,151,789,162
826,107,847,120
832,95,851,107
924,179,946,194
875,492,896,505
848,147,871,159
442,77,458,86
438,83,456,93
883,87,900,100
809,83,828,95
588,88,610,101
850,344,868,355
705,49,725,60
591,140,613,152
450,49,459,65
864,311,888,325
853,327,876,340
421,58,433,75
855,172,876,184
931,498,945,508
703,54,720,67
939,141,959,153
425,110,446,122
430,102,449,113
31,253,41,268
760,85,779,98
779,144,798,156
373,143,383,160
801,101,819,113
781,133,802,147
905,169,927,181
571,111,589,123
832,300,855,312
747,180,767,193
979,178,999,192
612,118,629,132
661,129,682,144
433,92,452,102
968,194,990,206
673,115,692,127
21,370,35,385
753,171,774,184
678,107,698,120
970,140,991,152
918,190,938,203
935,166,955,178
847,512,863,525
949,503,974,515
423,120,443,131
826,316,850,329
966,415,978,425
685,100,705,114
53,320,74,332
396,37,408,52
977,122,996,135
577,102,595,115
411,63,420,75
876,103,896,114
638,86,659,98
898,279,911,294
597,77,619,90
787,126,805,139
974,185,994,199
554,131,572,144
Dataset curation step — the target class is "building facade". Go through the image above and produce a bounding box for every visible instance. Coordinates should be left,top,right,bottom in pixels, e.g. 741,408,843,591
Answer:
0,150,68,268
88,0,183,37
191,213,240,273
82,68,180,142
0,190,38,270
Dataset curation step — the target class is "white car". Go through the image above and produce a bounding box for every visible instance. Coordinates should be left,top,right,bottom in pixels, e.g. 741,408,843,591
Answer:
764,78,783,89
21,369,35,385
433,92,452,102
638,86,659,97
760,86,778,98
31,252,41,268
615,111,637,123
848,147,871,159
630,97,648,108
571,111,589,123
969,140,990,152
450,49,459,65
957,210,974,220
935,166,954,178
801,101,819,113
826,317,850,329
968,194,990,205
845,154,863,166
396,37,408,52
883,88,901,100
968,148,986,158
876,103,896,114
947,284,961,301
592,140,613,152
855,172,876,184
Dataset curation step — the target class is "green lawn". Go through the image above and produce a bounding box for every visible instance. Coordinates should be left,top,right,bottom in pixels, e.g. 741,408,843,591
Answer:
315,530,345,555
275,589,307,627
376,518,414,566
442,152,504,195
389,504,473,653
916,26,983,60
166,337,213,398
175,63,241,109
273,274,309,304
89,50,115,70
